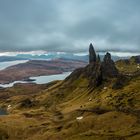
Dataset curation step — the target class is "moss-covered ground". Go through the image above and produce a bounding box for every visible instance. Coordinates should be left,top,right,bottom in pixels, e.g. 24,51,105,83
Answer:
0,61,139,140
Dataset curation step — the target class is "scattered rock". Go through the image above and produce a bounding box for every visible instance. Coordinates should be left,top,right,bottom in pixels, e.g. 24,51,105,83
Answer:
89,98,92,101
104,87,107,90
7,105,12,110
76,116,83,120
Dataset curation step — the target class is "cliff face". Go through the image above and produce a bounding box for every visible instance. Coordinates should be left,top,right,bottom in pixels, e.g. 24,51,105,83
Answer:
101,52,118,79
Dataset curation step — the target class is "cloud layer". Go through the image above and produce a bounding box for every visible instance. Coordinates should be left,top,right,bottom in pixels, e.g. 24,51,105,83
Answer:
0,0,140,53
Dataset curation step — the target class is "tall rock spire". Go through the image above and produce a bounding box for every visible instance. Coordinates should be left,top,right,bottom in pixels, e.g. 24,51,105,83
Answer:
89,43,96,64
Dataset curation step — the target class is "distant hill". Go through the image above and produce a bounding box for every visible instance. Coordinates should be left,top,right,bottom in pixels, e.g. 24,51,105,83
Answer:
116,55,140,74
0,58,87,84
0,52,127,62
0,56,26,62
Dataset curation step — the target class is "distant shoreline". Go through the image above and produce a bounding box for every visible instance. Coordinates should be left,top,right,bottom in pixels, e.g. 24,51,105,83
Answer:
0,59,86,84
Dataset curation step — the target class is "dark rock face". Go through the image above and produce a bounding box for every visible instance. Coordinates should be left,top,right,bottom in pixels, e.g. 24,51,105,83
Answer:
65,44,119,89
104,52,111,62
89,43,96,64
86,63,102,88
101,52,118,79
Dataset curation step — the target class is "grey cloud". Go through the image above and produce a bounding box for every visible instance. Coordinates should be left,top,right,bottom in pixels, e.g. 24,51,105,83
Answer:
0,0,140,53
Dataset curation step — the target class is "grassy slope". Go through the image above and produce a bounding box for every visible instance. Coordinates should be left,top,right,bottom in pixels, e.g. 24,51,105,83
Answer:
0,62,140,140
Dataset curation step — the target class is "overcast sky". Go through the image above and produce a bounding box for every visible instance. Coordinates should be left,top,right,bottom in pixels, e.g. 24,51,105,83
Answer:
0,0,140,53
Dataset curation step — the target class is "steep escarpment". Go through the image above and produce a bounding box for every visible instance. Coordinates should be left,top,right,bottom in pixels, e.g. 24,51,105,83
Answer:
0,44,139,140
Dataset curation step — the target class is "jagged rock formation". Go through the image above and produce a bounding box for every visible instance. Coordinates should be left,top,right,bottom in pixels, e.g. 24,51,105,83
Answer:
86,62,102,88
66,44,119,88
89,45,119,79
89,43,96,64
101,52,119,79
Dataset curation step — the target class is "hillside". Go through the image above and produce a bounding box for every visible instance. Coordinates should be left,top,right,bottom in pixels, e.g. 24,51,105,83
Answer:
0,44,139,140
0,58,86,84
116,56,140,74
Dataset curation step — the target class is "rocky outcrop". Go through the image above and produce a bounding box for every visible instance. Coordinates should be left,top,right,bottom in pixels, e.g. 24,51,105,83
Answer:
89,43,96,64
66,44,119,89
86,63,102,88
87,51,118,88
101,52,118,79
89,46,118,80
